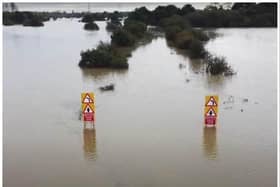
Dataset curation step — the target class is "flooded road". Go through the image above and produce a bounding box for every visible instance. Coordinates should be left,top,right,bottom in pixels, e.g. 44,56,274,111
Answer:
3,19,277,187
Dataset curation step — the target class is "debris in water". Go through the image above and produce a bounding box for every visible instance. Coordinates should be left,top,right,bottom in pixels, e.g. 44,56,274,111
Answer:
224,95,234,104
224,106,233,110
241,109,244,112
242,98,249,103
100,83,114,91
179,63,185,69
224,70,237,76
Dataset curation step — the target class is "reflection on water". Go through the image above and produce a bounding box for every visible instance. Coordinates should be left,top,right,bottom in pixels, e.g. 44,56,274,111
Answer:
83,123,97,161
203,127,217,160
188,58,205,73
204,74,228,91
81,67,128,82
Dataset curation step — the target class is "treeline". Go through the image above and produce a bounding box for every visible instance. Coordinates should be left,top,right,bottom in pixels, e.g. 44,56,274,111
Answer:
3,11,48,26
128,3,277,27
3,10,128,26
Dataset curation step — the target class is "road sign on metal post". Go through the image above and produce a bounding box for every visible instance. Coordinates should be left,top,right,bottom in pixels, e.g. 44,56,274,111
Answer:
81,92,95,122
204,95,219,126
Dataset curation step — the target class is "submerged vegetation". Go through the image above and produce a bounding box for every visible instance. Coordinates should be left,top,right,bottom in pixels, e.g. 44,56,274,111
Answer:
84,22,99,30
81,14,100,31
79,42,128,69
3,11,47,26
79,20,151,69
79,2,276,74
3,3,276,74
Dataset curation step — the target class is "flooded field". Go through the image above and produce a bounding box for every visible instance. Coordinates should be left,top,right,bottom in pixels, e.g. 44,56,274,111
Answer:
3,19,277,186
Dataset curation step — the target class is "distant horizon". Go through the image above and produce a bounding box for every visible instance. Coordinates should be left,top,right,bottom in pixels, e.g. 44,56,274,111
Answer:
11,2,220,13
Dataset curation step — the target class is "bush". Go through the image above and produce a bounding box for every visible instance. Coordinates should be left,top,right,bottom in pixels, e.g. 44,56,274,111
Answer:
180,4,196,15
160,14,191,30
79,42,128,69
192,29,209,41
164,25,184,40
123,20,147,38
23,18,44,26
106,21,121,31
3,11,44,26
127,7,151,23
205,54,232,75
189,39,206,58
81,14,94,23
111,55,128,68
84,22,99,30
111,29,135,46
174,31,194,49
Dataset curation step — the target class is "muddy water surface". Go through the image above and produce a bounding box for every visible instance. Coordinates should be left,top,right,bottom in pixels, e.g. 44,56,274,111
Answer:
3,19,277,187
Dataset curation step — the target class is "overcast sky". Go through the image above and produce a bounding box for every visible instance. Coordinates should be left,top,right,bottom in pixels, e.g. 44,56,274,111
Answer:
13,3,214,12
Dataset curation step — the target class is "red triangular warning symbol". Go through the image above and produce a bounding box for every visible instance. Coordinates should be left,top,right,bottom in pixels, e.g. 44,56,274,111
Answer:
206,107,216,117
82,93,94,104
83,104,94,113
205,96,217,107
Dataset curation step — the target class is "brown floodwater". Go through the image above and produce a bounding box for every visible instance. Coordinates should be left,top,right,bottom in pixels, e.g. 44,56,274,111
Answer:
3,18,277,187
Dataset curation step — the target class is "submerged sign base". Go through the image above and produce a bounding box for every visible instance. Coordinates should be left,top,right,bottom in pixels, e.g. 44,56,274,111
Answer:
83,113,94,121
205,116,216,126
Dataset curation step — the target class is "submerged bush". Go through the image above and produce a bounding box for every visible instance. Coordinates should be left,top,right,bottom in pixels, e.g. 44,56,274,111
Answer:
192,29,209,41
106,21,121,31
205,54,233,75
174,31,194,49
81,14,95,23
123,20,147,38
164,25,184,40
189,39,206,58
160,14,191,30
79,42,128,69
111,29,136,46
3,11,45,26
84,22,99,30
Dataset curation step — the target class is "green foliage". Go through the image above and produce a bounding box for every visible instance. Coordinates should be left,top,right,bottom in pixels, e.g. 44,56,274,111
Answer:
3,11,45,26
205,54,232,75
106,21,121,31
111,55,129,68
164,25,184,40
84,22,99,30
173,31,194,49
81,13,106,22
191,29,209,41
180,4,195,15
127,7,151,23
81,14,95,23
79,42,128,69
186,3,277,27
160,15,191,30
123,20,147,38
111,29,136,46
189,39,206,58
108,11,122,23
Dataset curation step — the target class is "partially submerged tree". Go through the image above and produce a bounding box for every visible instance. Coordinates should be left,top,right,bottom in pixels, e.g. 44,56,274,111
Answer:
84,22,99,30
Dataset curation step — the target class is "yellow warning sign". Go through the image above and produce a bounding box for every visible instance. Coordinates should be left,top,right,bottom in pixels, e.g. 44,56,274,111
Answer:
82,103,95,113
81,93,95,104
205,95,219,107
204,106,218,117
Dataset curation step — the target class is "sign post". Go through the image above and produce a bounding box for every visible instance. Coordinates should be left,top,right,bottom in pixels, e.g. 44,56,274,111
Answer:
81,92,95,122
204,95,219,127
